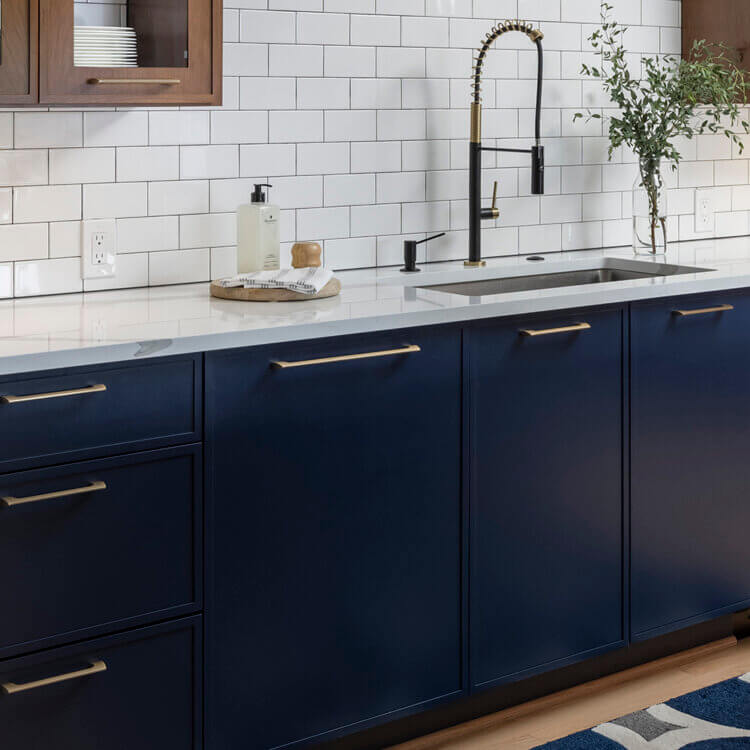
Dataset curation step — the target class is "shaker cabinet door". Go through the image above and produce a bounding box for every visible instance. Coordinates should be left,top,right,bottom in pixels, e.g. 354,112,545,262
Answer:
0,0,37,103
40,0,221,105
205,327,463,749
468,308,624,690
631,292,750,639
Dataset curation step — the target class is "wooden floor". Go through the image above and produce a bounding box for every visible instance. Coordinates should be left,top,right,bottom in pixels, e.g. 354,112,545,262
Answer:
393,636,750,749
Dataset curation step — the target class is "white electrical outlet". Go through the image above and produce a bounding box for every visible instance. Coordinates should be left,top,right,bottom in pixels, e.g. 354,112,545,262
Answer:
81,219,117,279
695,189,715,233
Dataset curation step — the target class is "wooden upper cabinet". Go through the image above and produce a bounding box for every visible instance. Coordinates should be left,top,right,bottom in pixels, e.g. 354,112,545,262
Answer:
38,0,221,106
683,0,750,71
0,0,38,103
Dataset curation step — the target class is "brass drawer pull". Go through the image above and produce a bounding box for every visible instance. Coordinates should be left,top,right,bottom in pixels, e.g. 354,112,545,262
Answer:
673,304,734,317
520,322,591,337
0,384,107,405
2,660,107,695
2,481,107,508
271,345,421,369
88,78,181,85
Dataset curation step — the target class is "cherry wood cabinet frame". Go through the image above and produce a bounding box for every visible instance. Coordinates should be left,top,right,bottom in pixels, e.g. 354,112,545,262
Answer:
39,0,221,106
0,0,38,104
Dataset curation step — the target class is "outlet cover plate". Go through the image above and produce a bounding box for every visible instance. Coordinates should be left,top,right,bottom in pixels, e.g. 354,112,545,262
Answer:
81,219,116,279
695,189,715,234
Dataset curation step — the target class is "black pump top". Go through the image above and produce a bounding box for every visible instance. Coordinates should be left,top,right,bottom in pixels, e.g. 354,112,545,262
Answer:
252,183,273,203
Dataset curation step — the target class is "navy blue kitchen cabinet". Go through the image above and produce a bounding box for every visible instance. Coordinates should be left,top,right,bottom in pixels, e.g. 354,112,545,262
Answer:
0,445,202,658
0,355,202,473
205,326,463,749
0,616,202,750
467,308,624,690
631,291,750,639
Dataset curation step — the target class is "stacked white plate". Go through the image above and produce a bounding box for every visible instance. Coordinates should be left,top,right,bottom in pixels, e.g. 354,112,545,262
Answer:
74,26,138,68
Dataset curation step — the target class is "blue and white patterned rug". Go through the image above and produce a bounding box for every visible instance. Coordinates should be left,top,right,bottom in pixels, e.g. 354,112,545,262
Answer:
535,672,750,748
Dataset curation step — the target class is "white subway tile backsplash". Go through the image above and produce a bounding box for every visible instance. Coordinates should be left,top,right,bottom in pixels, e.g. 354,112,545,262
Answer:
402,17,449,47
241,143,297,176
351,79,401,109
0,150,47,186
297,78,351,109
50,148,115,185
83,182,147,219
351,203,400,236
271,111,324,142
377,110,425,141
297,12,350,45
0,0,743,297
298,142,350,174
0,223,48,262
84,112,148,147
270,45,325,77
326,46,377,78
15,186,81,223
223,43,269,76
297,206,350,239
351,14,400,45
324,236,376,268
180,213,237,249
351,141,401,172
149,180,209,216
118,216,180,253
15,258,82,297
325,174,376,205
326,110,377,141
49,221,81,258
377,48,426,78
211,111,269,143
149,248,210,286
149,112,210,146
15,113,82,149
117,147,180,182
377,171,425,203
240,10,296,43
240,78,297,110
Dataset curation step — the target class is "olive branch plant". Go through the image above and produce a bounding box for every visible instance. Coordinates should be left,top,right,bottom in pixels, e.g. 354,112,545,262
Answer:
575,2,750,253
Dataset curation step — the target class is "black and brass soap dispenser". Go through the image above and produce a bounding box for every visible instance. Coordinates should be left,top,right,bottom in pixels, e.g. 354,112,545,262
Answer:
468,20,545,266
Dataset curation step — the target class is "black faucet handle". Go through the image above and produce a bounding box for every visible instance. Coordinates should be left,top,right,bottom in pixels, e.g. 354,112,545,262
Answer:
400,233,446,273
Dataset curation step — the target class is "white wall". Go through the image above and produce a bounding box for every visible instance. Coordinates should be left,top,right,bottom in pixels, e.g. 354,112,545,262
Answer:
0,0,746,297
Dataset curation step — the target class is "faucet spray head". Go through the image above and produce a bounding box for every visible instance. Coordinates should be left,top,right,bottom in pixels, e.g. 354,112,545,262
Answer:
531,145,545,195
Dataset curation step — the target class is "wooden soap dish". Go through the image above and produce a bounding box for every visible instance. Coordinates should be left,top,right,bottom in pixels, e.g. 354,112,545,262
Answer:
210,277,341,303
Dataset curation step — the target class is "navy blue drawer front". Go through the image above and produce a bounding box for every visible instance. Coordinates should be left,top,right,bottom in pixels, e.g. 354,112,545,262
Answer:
0,617,201,750
0,445,201,658
0,355,202,472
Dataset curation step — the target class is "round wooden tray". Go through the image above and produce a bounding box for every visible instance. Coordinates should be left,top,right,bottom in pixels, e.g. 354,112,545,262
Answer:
210,277,341,302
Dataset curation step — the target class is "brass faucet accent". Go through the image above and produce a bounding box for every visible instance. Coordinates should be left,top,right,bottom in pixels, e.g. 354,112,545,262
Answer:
468,20,545,267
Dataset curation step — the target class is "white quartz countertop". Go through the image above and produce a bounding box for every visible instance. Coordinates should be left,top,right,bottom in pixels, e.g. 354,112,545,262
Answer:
4,237,750,376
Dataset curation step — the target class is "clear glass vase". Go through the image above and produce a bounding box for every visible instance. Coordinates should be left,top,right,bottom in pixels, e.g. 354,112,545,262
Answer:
632,157,667,256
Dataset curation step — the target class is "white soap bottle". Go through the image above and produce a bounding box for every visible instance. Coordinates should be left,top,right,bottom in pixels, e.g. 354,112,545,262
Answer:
237,183,280,273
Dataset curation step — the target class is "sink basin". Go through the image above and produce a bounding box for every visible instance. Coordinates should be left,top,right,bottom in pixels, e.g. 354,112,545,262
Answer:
418,261,709,297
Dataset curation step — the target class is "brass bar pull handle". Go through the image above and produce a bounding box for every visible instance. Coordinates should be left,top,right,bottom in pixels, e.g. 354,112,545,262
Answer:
2,661,107,695
673,304,734,317
2,481,107,508
520,322,592,337
88,78,181,85
271,345,421,370
0,384,106,405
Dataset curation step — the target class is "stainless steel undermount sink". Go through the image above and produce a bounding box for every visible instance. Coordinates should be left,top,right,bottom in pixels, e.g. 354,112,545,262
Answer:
418,260,710,297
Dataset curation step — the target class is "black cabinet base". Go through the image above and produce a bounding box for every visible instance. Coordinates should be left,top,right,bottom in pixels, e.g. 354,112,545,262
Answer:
322,614,742,750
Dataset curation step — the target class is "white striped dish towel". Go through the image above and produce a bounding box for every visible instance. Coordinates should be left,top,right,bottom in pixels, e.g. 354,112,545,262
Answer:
219,267,333,295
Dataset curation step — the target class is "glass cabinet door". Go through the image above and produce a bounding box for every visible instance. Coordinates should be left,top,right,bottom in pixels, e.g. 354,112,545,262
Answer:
0,0,37,103
40,0,220,105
